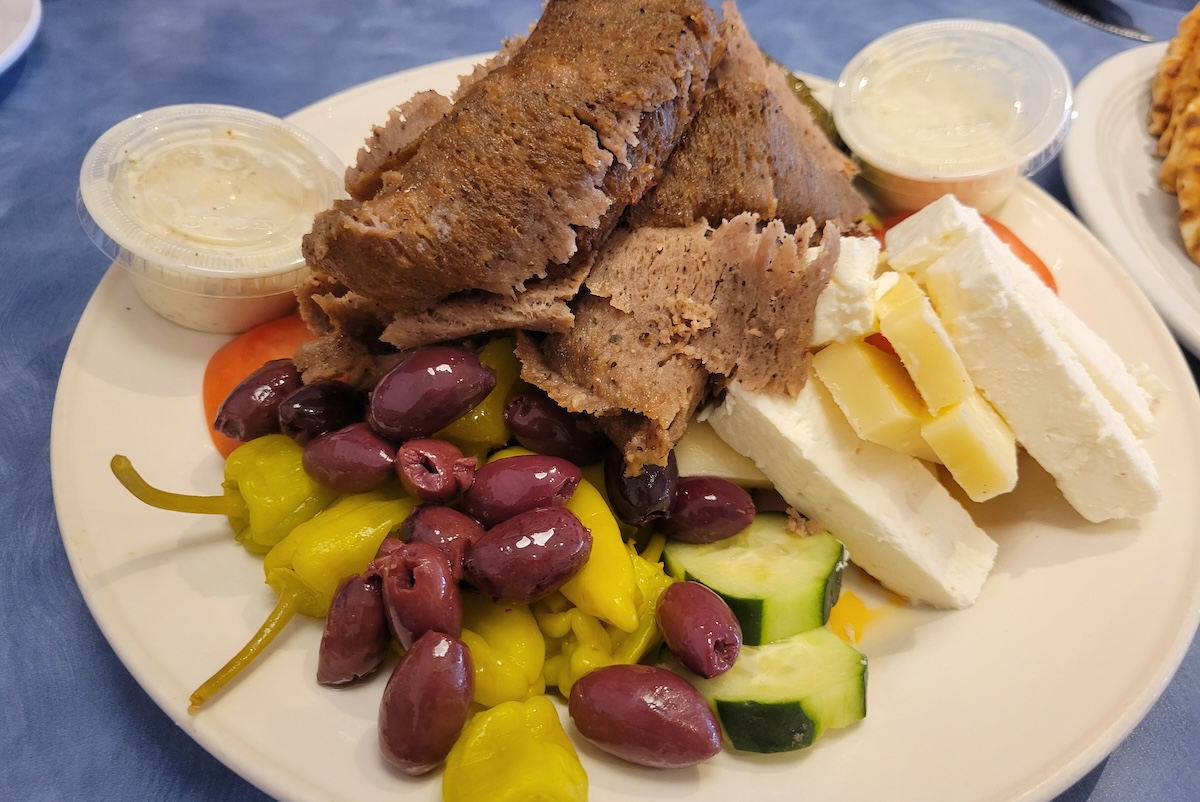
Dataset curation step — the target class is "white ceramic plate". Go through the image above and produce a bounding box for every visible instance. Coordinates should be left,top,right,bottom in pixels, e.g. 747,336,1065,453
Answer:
1062,42,1200,358
0,0,39,74
52,56,1200,802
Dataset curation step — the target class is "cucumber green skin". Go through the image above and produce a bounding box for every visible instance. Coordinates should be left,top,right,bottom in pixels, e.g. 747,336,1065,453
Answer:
680,627,868,754
662,513,846,646
715,700,816,752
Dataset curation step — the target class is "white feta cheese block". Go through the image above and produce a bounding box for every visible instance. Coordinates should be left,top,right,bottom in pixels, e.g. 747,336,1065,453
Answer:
882,194,987,275
886,194,1161,439
810,235,883,346
992,240,1160,438
923,230,1161,522
709,378,998,609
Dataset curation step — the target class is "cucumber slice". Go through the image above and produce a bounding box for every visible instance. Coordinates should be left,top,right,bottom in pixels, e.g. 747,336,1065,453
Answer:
662,512,846,645
675,627,867,753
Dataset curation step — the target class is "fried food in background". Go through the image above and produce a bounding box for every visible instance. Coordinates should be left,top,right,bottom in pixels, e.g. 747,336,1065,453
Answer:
1150,3,1200,151
1173,98,1200,263
1149,2,1200,265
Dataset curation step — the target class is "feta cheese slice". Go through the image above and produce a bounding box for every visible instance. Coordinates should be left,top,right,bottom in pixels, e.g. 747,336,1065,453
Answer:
886,194,1159,439
994,240,1160,438
810,235,883,347
709,378,998,609
923,230,1160,522
883,194,987,275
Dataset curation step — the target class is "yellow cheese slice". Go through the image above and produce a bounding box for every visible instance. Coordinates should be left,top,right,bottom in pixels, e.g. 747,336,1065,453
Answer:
921,389,1018,502
876,272,972,414
812,339,940,463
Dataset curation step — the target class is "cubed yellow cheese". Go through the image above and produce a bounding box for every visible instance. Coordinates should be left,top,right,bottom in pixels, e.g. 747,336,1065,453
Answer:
921,389,1018,502
811,339,940,463
876,272,972,414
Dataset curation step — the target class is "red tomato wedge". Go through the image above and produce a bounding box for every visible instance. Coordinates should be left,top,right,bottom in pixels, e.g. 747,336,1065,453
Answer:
202,314,316,457
873,212,1057,293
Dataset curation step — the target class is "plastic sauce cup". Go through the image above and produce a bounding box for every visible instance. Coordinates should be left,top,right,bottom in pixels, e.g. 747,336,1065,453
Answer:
832,19,1073,214
77,104,345,333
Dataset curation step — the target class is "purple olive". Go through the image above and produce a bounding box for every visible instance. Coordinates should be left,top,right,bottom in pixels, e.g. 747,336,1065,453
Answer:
396,438,476,503
302,422,398,493
568,664,722,768
604,447,678,527
660,476,756,544
656,581,742,678
367,346,496,441
213,358,302,441
461,454,582,528
399,504,485,581
378,631,474,776
317,573,390,687
463,506,592,603
503,388,609,464
370,540,462,650
278,380,366,445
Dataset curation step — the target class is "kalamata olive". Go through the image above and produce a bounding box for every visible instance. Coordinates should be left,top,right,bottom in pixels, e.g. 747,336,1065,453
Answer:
399,504,485,581
368,346,496,441
396,438,476,503
503,388,609,465
461,454,582,527
212,358,302,441
278,380,366,445
463,506,592,603
317,573,390,687
378,631,474,776
604,447,678,527
568,664,722,768
656,581,742,678
660,476,756,544
371,540,462,650
303,422,398,493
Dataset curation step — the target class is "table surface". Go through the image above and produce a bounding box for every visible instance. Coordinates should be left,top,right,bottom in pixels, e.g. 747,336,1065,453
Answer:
4,0,1199,799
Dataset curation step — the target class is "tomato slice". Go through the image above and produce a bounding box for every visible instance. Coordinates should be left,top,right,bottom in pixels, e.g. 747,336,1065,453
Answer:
202,314,316,457
873,211,1057,294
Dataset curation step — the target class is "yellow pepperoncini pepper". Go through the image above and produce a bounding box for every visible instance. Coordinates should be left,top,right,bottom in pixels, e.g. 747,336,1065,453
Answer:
442,696,587,802
559,476,640,633
459,592,546,708
485,446,640,634
262,485,416,618
534,533,675,696
436,337,524,458
109,434,339,555
536,593,616,697
189,485,416,712
611,533,674,664
223,434,340,553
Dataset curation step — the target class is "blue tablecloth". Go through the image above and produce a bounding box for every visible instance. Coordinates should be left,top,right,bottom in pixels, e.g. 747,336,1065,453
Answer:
3,0,1197,799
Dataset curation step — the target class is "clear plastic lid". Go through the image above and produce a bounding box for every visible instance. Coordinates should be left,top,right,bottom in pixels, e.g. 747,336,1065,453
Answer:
832,19,1073,181
78,104,345,298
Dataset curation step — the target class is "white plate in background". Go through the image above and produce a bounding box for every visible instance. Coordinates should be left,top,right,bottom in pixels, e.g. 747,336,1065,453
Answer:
1063,42,1200,357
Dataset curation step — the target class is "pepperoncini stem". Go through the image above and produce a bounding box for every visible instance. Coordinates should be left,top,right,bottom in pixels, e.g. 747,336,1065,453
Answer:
111,455,247,518
188,581,303,713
